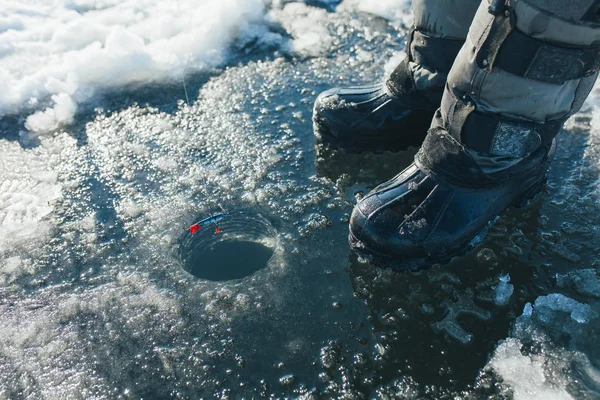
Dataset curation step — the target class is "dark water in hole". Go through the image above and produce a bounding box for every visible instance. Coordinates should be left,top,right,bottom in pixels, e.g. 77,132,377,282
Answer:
185,240,274,281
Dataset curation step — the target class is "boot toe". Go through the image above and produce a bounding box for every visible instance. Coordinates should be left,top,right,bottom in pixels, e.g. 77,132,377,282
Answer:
349,164,435,262
313,85,386,129
313,87,353,132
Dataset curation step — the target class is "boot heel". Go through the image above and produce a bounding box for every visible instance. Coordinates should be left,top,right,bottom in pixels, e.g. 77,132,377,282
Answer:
513,176,547,208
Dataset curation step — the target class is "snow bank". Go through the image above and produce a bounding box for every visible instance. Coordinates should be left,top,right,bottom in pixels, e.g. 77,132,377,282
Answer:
1,0,414,134
0,0,277,133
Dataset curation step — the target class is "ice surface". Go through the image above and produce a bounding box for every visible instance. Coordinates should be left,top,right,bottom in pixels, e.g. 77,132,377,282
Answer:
0,138,66,257
0,273,180,398
3,0,600,398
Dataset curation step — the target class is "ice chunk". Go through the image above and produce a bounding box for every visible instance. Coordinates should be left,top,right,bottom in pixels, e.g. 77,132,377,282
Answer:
25,93,77,134
522,302,533,317
493,274,514,306
431,291,492,344
556,269,600,299
534,294,596,324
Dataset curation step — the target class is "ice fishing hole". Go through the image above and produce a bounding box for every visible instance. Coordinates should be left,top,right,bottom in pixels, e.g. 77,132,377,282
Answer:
178,212,279,281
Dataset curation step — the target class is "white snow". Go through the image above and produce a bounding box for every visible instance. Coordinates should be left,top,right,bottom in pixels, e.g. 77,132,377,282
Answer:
25,92,77,134
0,0,277,132
0,0,414,133
383,51,406,78
489,338,573,400
273,3,333,57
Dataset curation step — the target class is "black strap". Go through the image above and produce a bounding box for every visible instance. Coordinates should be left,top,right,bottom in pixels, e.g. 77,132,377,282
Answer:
442,88,564,158
416,127,554,189
461,112,564,157
416,128,500,188
495,30,600,84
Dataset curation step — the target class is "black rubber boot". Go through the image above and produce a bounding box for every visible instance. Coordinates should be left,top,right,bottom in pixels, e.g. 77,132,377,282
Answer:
313,25,465,153
312,59,439,153
347,0,600,269
349,127,556,270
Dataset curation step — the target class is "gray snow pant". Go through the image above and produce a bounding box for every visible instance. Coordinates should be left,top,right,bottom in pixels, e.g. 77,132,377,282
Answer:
412,0,600,170
409,0,480,92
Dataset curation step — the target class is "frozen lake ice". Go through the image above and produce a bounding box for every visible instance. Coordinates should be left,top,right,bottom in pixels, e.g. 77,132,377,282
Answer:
1,0,600,398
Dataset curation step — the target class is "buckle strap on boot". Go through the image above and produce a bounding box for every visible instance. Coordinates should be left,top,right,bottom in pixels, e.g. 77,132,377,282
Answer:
415,126,554,189
475,2,600,84
494,30,600,84
387,58,443,110
415,127,498,188
460,112,565,157
442,88,565,158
